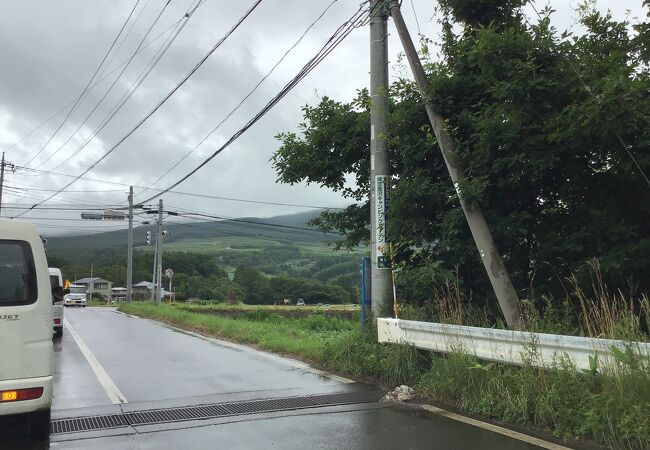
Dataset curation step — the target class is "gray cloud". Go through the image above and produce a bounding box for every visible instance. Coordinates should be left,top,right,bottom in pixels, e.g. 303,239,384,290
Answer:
0,0,644,236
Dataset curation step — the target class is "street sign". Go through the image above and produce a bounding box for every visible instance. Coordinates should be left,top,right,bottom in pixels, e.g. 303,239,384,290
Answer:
165,268,173,279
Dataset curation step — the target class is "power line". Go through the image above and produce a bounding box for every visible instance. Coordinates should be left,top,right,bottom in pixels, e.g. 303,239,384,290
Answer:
11,0,264,218
32,223,129,232
29,0,175,174
21,0,143,167
173,209,340,236
5,185,125,193
7,175,344,210
137,1,377,205
4,17,188,154
136,0,340,197
165,216,311,244
170,213,335,240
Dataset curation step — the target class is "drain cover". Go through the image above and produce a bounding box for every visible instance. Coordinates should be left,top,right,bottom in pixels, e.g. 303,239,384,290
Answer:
51,390,384,434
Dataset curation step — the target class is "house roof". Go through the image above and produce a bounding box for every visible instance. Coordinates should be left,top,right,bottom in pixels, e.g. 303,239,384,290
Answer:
75,277,112,284
133,281,154,288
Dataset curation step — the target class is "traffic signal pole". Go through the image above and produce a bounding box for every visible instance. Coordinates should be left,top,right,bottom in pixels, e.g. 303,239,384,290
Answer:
155,199,163,304
126,186,133,303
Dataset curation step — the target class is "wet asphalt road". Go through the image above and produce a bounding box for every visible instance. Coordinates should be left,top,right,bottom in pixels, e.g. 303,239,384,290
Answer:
8,307,550,449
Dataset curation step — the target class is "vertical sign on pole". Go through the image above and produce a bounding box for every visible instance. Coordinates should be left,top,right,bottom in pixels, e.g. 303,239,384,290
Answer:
374,175,390,269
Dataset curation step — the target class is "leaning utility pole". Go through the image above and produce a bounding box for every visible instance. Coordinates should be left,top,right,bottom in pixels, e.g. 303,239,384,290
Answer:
369,0,393,320
126,186,134,303
389,2,522,328
155,199,163,304
0,152,5,216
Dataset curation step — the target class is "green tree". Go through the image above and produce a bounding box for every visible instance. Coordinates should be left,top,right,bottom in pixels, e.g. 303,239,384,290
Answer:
272,2,650,304
234,265,269,304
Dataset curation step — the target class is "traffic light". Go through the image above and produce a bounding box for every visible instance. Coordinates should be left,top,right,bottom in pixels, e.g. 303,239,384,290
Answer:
145,231,152,246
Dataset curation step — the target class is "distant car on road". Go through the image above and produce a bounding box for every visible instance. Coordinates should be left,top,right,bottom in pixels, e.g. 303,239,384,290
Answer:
296,299,305,306
64,285,87,307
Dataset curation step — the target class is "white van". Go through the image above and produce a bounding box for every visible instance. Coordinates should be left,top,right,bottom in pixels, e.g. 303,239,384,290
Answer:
49,267,64,338
0,220,53,440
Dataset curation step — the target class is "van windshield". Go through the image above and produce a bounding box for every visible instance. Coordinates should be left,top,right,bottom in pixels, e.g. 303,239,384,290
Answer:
69,287,85,295
0,241,37,306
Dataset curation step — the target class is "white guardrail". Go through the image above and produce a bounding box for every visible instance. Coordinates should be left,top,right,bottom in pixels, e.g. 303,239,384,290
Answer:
377,318,650,371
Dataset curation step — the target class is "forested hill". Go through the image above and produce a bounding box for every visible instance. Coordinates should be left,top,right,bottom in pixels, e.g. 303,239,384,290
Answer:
44,210,335,263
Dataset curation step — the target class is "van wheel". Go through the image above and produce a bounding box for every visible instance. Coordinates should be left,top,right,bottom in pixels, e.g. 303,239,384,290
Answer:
29,409,51,441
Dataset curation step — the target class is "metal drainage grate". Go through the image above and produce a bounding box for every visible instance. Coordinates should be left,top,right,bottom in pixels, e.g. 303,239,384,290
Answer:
51,414,128,434
51,390,384,434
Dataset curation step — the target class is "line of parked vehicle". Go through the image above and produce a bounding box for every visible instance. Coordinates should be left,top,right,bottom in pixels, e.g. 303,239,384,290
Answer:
0,219,91,441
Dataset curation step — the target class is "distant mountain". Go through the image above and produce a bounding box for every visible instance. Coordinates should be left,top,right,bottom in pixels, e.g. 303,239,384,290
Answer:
44,209,335,263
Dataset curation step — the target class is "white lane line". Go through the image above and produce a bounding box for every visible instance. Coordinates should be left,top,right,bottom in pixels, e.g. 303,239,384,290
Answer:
420,405,574,450
64,318,128,404
115,310,355,384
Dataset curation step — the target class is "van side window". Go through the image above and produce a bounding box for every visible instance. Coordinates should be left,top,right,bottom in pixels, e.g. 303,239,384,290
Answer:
0,240,38,306
50,275,60,288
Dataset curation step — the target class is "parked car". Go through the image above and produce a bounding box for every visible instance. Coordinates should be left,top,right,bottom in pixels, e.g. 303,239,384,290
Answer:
0,219,54,439
296,299,305,306
64,285,87,307
49,267,64,338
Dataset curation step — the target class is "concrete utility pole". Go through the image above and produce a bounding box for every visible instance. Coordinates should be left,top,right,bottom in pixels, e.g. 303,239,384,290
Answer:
389,2,523,328
155,199,163,304
369,0,393,320
89,262,94,303
150,234,158,301
126,186,134,303
0,152,5,216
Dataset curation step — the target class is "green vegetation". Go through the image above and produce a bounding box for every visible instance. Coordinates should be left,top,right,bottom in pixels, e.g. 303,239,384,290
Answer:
119,302,355,361
119,300,649,449
272,1,650,309
176,303,360,320
45,210,364,305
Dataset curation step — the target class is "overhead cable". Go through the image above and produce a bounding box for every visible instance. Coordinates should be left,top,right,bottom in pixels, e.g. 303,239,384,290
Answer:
137,0,379,205
21,0,143,167
5,16,189,154
11,0,264,218
136,0,339,197
30,0,176,173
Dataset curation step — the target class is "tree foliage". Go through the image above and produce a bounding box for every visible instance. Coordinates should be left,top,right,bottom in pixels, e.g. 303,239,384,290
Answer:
272,3,650,303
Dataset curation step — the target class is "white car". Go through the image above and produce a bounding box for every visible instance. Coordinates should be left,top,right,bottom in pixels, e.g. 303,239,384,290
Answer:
0,219,54,440
64,285,87,307
49,267,64,338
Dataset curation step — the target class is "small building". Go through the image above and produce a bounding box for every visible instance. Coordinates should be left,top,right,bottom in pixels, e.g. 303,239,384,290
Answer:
75,277,113,299
111,287,127,302
132,281,154,300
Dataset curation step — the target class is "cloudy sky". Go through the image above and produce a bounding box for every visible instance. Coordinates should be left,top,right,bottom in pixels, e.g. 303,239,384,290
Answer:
0,0,645,236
